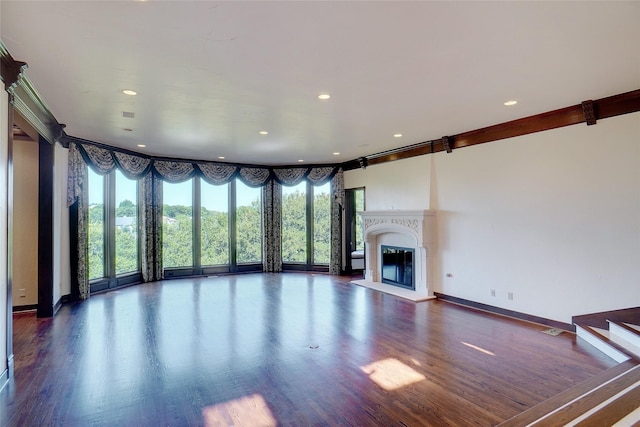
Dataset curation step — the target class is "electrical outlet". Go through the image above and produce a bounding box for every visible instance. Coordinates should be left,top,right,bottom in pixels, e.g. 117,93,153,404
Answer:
490,289,495,297
508,292,514,301
19,288,26,298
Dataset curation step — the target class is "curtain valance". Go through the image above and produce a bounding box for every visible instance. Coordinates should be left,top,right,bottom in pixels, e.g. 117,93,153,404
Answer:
69,141,339,189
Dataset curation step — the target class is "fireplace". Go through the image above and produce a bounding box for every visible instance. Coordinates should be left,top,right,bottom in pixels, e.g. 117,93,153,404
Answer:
381,245,415,290
351,210,436,302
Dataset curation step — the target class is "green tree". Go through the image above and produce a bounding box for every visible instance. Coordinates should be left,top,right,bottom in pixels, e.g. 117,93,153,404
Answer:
201,208,229,265
236,200,261,263
281,190,307,262
162,213,193,268
116,199,136,217
313,191,331,264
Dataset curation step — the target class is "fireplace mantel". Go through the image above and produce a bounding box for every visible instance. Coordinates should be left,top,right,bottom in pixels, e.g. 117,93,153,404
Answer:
353,210,436,302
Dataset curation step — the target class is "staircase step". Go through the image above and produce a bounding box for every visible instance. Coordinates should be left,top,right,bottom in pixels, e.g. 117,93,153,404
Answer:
528,364,640,426
609,321,640,358
576,324,631,363
497,361,638,427
573,307,640,331
572,378,640,426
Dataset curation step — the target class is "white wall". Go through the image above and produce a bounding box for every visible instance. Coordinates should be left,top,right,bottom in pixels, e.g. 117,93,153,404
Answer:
12,139,38,307
345,112,640,324
53,144,70,304
345,155,431,211
1,88,9,380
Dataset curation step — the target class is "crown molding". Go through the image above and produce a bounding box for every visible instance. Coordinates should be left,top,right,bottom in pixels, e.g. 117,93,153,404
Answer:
1,40,65,145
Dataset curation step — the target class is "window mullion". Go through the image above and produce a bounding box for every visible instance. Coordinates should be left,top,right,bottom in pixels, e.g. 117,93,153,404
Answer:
193,177,202,274
229,179,237,272
106,171,116,281
307,181,313,267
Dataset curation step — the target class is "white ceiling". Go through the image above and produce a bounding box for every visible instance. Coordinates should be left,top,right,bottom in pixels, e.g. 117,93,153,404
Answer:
2,1,639,166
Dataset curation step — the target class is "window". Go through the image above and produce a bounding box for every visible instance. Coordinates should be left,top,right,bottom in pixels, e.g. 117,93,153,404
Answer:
345,187,365,273
87,167,142,291
235,180,262,265
88,169,105,280
161,178,262,277
313,182,331,264
115,170,139,274
162,179,194,269
201,182,229,266
281,181,331,270
282,182,307,263
354,188,365,251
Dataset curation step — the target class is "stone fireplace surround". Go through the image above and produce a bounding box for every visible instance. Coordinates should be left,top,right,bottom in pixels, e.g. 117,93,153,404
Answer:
351,210,436,302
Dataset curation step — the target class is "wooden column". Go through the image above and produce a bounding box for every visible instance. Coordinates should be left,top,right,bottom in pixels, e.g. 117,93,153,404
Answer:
37,136,54,317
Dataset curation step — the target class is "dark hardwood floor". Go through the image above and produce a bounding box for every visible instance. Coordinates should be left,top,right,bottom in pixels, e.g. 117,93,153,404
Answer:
1,273,616,426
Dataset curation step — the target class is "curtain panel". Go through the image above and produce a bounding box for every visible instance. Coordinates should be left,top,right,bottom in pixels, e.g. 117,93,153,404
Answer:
330,169,345,275
262,180,282,272
67,140,345,300
66,143,90,299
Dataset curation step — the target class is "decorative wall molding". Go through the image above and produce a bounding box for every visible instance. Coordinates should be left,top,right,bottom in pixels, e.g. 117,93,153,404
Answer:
1,41,65,145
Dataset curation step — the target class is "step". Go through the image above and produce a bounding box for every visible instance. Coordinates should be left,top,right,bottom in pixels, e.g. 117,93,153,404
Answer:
609,321,640,358
497,361,638,427
524,363,640,426
575,324,631,363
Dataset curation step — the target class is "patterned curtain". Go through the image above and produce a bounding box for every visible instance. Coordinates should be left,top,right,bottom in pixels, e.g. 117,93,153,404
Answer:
115,151,152,178
238,166,271,187
67,143,90,299
262,180,282,272
197,163,238,184
307,167,336,185
329,169,344,275
139,173,163,282
153,160,195,182
273,167,308,185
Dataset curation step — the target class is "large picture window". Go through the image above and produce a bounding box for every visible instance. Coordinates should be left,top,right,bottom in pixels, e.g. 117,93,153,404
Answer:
162,179,194,269
87,167,142,291
162,178,262,277
87,169,105,281
281,181,331,270
235,180,262,265
201,182,229,267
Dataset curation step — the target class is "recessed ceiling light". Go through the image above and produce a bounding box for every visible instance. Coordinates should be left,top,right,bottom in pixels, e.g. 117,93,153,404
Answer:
218,156,225,160
137,144,146,148
394,133,403,138
259,130,268,135
298,159,304,162
504,100,518,106
318,94,331,100
333,152,340,155
122,89,137,96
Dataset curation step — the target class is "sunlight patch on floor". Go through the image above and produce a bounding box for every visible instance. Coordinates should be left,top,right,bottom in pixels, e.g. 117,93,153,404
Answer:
461,341,496,356
361,358,426,391
202,394,277,427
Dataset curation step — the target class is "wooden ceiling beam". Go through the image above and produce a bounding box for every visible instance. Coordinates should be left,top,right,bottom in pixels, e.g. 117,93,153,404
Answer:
343,89,640,171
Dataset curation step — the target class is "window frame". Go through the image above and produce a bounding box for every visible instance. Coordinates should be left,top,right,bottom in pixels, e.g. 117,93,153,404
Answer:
281,181,330,272
89,169,142,293
162,178,263,279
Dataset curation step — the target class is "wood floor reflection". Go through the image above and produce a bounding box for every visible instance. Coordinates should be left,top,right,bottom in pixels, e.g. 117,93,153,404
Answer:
1,273,616,426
